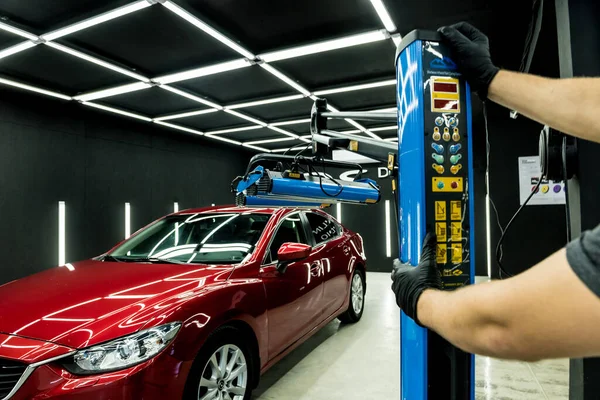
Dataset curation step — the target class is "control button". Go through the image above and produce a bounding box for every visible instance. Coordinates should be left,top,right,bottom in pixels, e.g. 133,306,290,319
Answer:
541,185,550,194
437,181,445,190
449,144,462,155
433,132,441,141
435,117,445,126
432,154,445,164
442,132,451,142
432,164,445,174
451,181,458,189
450,164,462,175
450,154,462,165
452,131,460,142
554,185,562,193
448,117,458,127
431,143,444,154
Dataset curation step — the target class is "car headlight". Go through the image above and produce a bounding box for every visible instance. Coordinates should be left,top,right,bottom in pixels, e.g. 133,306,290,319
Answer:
61,322,181,375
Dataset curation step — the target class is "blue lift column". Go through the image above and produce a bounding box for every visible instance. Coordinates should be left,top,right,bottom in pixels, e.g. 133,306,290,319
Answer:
396,30,475,400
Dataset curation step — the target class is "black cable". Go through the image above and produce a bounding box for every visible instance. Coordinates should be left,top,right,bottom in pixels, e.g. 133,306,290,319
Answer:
562,136,572,242
309,161,344,198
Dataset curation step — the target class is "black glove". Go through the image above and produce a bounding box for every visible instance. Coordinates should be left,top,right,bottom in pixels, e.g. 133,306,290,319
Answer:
391,233,442,326
438,22,500,100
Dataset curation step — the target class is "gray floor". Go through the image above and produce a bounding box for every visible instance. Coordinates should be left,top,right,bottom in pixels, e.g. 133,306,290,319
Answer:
254,272,569,399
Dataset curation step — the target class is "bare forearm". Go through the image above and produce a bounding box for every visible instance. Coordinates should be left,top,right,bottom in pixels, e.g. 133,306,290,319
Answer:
488,70,600,143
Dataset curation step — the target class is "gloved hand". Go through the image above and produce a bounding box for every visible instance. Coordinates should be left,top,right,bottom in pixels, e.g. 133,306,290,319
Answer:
438,22,500,100
391,232,442,326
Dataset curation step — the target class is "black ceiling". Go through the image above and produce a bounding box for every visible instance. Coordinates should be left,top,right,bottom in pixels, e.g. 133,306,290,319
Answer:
0,0,533,152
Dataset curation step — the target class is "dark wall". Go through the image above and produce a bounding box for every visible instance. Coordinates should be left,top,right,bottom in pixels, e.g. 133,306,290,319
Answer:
486,2,568,277
0,87,250,284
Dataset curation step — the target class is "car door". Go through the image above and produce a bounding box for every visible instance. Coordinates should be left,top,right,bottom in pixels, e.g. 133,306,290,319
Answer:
304,211,353,318
260,211,325,358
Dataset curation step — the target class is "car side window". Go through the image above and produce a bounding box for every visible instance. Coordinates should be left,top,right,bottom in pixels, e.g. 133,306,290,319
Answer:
306,212,340,246
265,213,308,264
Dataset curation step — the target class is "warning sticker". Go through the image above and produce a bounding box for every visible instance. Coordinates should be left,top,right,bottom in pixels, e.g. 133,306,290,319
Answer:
435,201,447,221
453,269,463,276
450,201,462,221
450,244,463,264
436,222,447,242
451,222,462,241
437,244,447,264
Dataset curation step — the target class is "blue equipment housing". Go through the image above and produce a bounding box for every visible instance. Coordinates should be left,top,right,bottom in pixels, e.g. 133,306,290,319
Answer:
396,30,475,399
234,165,381,207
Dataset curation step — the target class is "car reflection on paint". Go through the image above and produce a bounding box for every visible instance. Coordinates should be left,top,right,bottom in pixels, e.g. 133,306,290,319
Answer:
0,206,367,400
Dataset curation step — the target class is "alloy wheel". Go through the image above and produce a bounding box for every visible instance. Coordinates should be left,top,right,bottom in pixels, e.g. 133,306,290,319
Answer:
198,344,247,400
351,273,364,315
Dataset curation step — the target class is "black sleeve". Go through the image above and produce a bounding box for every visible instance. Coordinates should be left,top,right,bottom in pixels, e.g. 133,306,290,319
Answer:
566,224,600,297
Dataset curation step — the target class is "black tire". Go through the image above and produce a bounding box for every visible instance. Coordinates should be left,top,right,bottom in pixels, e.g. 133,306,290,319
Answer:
338,269,365,323
183,326,255,400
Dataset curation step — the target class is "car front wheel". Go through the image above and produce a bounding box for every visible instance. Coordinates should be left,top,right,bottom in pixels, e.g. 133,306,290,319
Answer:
184,326,254,400
338,269,365,323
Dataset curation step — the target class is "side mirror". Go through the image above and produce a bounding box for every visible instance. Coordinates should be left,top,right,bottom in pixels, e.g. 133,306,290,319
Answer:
276,242,311,273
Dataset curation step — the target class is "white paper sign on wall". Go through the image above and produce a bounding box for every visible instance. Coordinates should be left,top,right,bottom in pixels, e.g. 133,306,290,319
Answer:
518,156,566,205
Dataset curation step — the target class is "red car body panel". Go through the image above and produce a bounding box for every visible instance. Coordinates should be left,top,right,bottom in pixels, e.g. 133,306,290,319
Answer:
0,206,366,399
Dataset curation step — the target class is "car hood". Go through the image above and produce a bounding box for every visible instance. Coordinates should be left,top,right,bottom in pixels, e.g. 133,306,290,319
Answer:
0,259,234,349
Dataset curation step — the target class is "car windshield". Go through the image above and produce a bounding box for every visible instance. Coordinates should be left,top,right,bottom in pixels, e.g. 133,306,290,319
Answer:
110,212,271,264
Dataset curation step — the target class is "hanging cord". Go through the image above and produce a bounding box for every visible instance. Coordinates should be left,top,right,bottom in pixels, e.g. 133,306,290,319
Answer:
562,136,572,242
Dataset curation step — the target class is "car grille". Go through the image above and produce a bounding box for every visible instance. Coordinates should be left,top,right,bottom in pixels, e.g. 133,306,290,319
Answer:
0,359,26,399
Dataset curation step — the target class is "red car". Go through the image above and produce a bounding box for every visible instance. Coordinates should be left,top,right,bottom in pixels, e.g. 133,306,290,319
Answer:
0,206,367,400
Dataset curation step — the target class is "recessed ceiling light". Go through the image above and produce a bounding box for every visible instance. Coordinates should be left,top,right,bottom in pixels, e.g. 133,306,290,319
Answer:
0,77,71,100
0,22,38,41
82,102,152,122
159,86,223,109
161,1,255,59
313,79,396,95
154,108,219,121
259,30,387,62
267,126,299,138
153,59,250,85
42,1,152,41
154,121,204,136
369,0,397,32
242,143,271,152
0,41,36,60
345,119,381,139
74,82,151,101
224,109,268,126
270,118,311,127
45,42,149,82
259,64,311,96
204,135,242,145
208,125,263,135
226,94,304,109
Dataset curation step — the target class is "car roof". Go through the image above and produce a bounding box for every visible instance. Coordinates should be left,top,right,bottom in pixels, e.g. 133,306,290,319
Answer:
171,205,325,216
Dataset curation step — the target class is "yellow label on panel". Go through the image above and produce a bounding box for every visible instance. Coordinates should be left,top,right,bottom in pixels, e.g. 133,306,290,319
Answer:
437,244,448,264
435,201,447,221
450,244,463,264
436,222,447,242
432,178,463,193
451,222,462,241
451,201,462,220
432,92,460,100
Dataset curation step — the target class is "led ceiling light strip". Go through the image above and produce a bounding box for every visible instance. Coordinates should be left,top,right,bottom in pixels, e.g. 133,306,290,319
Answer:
267,126,299,138
42,1,152,41
161,1,255,59
259,64,311,96
391,34,402,47
0,41,36,60
345,118,381,139
313,79,396,95
154,121,204,136
242,143,271,152
0,22,39,41
154,108,218,121
74,81,151,101
160,85,223,109
204,134,242,145
208,125,263,135
154,59,250,84
370,125,398,132
270,118,311,127
259,30,387,62
82,101,152,122
0,77,72,100
226,94,304,109
224,109,268,127
245,137,299,145
272,146,309,153
369,0,397,32
45,42,150,82
384,137,398,141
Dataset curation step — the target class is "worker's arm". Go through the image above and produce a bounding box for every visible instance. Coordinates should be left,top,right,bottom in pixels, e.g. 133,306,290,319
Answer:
439,22,600,144
488,71,600,144
418,249,600,361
